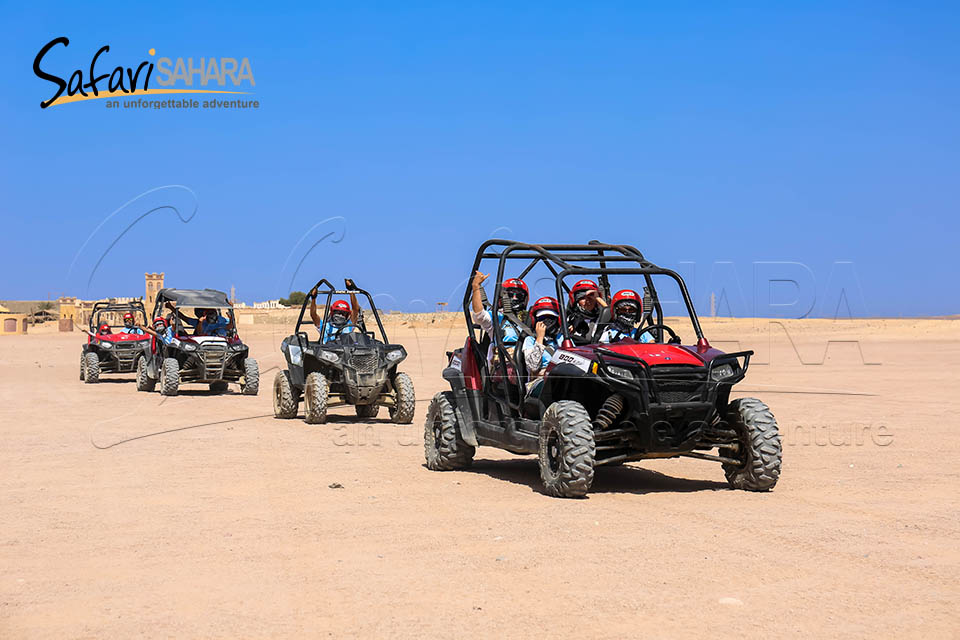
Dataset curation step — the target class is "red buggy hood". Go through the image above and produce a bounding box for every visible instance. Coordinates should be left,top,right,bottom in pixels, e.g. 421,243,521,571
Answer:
565,342,728,367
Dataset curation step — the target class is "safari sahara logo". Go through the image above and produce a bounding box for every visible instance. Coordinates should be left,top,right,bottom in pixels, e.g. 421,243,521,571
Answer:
33,37,256,108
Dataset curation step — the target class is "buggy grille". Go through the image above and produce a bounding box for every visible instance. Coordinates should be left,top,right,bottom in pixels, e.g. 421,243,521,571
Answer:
349,350,379,374
651,366,707,403
201,343,228,378
115,342,139,369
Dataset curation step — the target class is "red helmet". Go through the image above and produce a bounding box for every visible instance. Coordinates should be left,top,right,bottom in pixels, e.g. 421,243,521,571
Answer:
499,278,529,311
612,289,642,323
329,300,352,328
530,296,560,319
123,312,134,320
99,323,112,334
152,316,168,327
569,279,599,305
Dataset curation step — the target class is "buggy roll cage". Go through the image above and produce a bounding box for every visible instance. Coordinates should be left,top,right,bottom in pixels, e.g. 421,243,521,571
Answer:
463,240,705,353
294,278,389,345
151,289,236,337
88,300,148,332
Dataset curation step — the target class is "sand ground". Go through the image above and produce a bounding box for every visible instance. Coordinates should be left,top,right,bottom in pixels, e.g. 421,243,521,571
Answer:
1,318,958,638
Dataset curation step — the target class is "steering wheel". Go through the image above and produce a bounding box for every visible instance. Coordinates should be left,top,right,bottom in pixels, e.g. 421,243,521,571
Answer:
639,323,681,344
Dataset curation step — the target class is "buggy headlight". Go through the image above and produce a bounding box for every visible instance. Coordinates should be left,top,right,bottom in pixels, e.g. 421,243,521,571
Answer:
711,363,735,381
386,350,404,362
606,365,633,379
183,343,198,352
100,341,113,349
230,344,245,351
319,350,340,363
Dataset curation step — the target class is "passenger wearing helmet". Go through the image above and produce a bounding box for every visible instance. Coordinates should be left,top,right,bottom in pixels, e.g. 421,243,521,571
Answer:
98,323,112,335
521,297,562,395
141,317,176,345
118,312,145,335
599,289,654,344
470,271,528,364
309,286,359,343
196,308,233,337
565,279,608,341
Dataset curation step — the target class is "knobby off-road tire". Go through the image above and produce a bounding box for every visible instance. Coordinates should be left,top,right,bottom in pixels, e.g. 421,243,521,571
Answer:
721,398,782,491
539,400,596,498
390,372,416,424
356,404,380,419
209,380,229,394
273,370,299,419
161,357,180,396
241,358,259,396
424,391,474,470
136,355,156,392
303,371,329,424
80,353,86,381
84,352,100,384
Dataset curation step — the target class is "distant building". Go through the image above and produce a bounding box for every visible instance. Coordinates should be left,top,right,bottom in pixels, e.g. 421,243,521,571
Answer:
0,312,28,335
252,299,288,309
145,272,164,310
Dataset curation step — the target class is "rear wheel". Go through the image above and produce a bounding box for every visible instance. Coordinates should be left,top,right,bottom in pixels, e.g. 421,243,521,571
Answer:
241,358,259,395
303,371,329,424
424,391,474,470
538,400,595,498
721,398,782,491
136,355,156,392
161,357,180,396
79,353,86,381
84,352,100,384
273,370,299,419
356,404,380,419
390,372,416,424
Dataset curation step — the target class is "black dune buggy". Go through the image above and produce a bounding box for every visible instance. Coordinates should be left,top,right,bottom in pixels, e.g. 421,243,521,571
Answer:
274,278,416,424
426,240,782,498
142,288,259,396
80,300,151,383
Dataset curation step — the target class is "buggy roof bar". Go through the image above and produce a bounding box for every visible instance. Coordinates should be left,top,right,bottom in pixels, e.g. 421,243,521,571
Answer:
293,277,389,343
463,239,704,346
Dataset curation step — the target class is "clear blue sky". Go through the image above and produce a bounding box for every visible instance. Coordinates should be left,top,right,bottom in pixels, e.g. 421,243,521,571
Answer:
1,1,957,316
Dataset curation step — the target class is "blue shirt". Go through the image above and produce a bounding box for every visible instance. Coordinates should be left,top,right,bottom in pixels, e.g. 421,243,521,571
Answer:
599,325,655,344
198,316,230,337
119,326,145,335
315,321,354,343
156,326,176,345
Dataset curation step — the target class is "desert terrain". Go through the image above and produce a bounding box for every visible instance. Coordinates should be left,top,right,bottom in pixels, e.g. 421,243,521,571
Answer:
1,317,958,638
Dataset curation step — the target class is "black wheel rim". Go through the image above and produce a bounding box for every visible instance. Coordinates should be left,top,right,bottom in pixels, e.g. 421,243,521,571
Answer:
547,430,562,474
433,413,443,449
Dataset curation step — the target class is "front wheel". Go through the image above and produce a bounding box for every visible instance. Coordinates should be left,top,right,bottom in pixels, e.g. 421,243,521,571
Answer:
538,400,595,498
136,355,156,392
241,358,259,396
84,352,100,384
721,398,782,491
273,371,299,419
160,357,180,396
424,391,474,470
79,353,86,381
390,372,416,424
303,371,329,424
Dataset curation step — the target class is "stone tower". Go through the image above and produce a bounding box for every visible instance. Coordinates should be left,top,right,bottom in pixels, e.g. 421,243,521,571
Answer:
145,272,165,312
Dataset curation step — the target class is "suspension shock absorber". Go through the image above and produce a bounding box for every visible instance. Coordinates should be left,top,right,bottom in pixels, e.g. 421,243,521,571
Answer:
593,393,625,431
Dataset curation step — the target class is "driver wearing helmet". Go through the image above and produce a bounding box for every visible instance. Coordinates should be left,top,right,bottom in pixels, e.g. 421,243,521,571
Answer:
118,312,145,335
599,289,654,344
140,317,176,345
521,297,562,396
310,286,359,343
565,279,607,341
470,271,528,364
